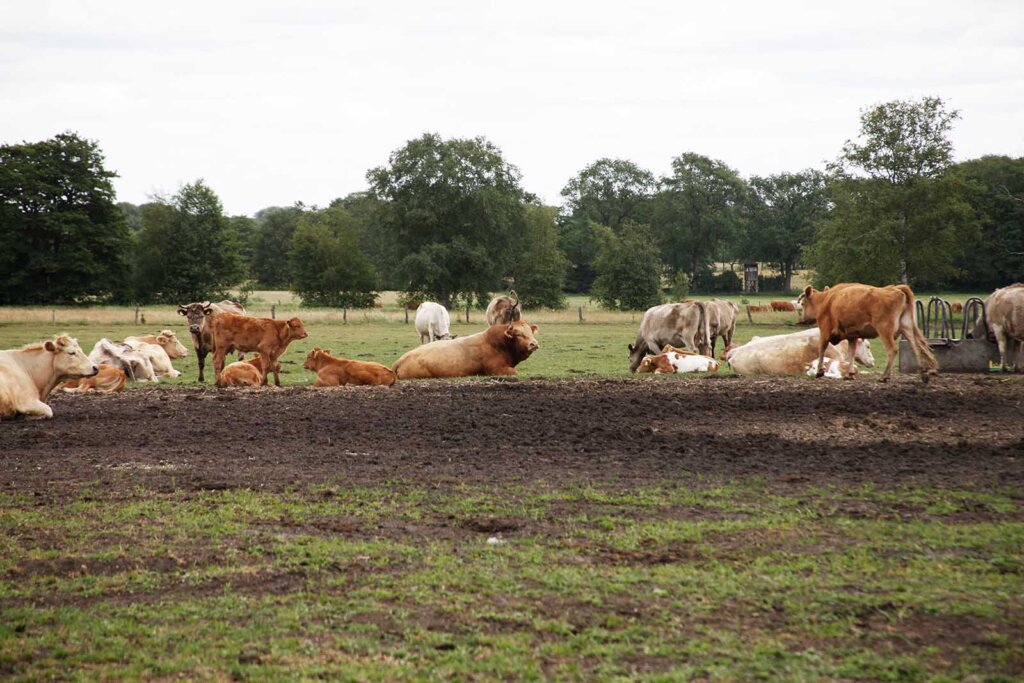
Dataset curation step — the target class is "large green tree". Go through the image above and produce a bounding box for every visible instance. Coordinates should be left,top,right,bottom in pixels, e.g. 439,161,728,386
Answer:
0,132,131,304
132,180,243,303
808,96,977,286
251,205,304,288
510,204,568,309
950,155,1024,289
651,153,748,286
289,205,378,308
590,222,663,310
745,170,828,292
367,133,526,307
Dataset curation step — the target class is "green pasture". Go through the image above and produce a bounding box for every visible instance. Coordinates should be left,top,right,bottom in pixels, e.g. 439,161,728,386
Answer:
1,481,1021,680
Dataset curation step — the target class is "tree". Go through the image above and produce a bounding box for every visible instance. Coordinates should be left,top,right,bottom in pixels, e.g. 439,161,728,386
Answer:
289,205,378,308
651,153,748,285
560,158,656,232
511,204,568,309
591,222,663,310
809,96,977,286
228,215,258,278
0,132,131,304
950,156,1024,289
251,205,304,288
367,133,526,307
745,170,828,292
132,180,244,302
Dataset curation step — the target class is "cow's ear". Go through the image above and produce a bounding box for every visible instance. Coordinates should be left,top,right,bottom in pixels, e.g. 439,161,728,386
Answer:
177,307,187,316
44,340,57,352
157,335,169,344
530,324,538,333
628,344,635,353
203,307,213,316
803,285,813,299
505,323,515,337
823,286,830,292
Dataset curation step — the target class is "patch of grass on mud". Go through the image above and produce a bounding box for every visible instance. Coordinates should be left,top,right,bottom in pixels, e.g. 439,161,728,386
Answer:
2,480,1022,680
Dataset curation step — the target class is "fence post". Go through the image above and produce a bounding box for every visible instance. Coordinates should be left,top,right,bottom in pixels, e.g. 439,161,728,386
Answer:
134,304,140,324
271,304,276,320
52,310,56,324
405,307,409,324
465,301,470,324
578,306,584,323
343,308,348,325
745,305,753,324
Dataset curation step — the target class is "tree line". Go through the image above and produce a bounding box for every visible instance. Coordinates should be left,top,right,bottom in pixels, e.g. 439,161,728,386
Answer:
1,96,1020,309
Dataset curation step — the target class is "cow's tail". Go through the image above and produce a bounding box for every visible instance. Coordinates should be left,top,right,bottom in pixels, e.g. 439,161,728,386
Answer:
898,285,938,376
695,301,711,356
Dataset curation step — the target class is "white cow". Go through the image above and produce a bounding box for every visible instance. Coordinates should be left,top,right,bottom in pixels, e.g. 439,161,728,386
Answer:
637,351,720,374
89,339,157,382
726,329,847,375
125,330,189,359
748,328,875,367
0,335,98,419
122,339,181,378
415,302,453,344
805,358,853,379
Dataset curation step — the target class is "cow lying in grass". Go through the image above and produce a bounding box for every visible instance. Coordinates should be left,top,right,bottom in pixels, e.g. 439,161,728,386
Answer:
304,349,396,387
394,321,539,379
637,350,720,374
218,353,279,388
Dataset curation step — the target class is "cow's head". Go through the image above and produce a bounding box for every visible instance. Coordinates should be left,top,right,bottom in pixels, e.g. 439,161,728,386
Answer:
797,286,822,324
286,317,309,340
156,330,189,358
47,335,99,379
627,343,647,373
636,355,658,373
503,320,538,363
178,302,214,336
303,348,328,372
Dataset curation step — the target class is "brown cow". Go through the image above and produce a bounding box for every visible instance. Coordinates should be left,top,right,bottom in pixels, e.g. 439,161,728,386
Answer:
798,283,937,382
177,300,246,382
485,291,522,326
770,300,796,312
210,314,308,387
393,320,539,379
303,348,397,387
62,365,126,393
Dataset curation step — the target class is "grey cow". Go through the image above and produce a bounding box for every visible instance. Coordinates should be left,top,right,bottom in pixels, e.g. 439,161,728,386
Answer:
627,302,711,372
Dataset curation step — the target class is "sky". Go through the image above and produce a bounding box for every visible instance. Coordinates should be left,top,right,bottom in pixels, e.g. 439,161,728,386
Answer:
4,1,1023,216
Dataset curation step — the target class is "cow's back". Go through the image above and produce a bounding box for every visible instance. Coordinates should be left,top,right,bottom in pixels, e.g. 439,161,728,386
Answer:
987,284,1024,338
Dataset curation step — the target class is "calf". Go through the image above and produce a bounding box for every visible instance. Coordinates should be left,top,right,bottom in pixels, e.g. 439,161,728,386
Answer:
210,313,308,387
63,365,126,393
805,358,855,379
637,351,720,374
218,354,278,388
304,348,397,387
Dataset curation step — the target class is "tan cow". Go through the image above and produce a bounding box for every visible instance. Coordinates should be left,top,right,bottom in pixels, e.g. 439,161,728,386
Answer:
748,329,875,368
798,283,937,382
218,354,279,388
62,365,126,393
0,335,98,419
121,339,180,378
304,348,397,387
974,283,1024,372
485,291,522,326
704,299,739,357
124,330,188,359
628,302,711,372
210,314,308,387
393,320,539,379
725,330,847,375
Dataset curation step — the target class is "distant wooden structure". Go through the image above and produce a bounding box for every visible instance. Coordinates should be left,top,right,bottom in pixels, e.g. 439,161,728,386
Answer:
743,262,759,294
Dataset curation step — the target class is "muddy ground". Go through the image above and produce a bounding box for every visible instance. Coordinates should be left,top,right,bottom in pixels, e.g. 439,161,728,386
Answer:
2,374,1022,497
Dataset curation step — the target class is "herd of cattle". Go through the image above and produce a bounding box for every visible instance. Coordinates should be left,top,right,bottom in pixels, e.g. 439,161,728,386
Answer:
1,284,1021,420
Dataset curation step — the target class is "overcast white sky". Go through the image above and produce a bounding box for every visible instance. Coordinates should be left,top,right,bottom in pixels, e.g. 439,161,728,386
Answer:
4,1,1022,216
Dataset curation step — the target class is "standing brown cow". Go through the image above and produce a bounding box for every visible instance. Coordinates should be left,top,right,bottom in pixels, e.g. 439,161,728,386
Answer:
798,283,937,383
485,291,522,326
210,314,308,387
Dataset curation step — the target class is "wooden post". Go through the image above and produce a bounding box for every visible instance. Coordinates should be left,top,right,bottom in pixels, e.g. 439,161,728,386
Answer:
51,310,56,324
271,304,276,320
134,304,140,324
465,301,470,324
578,306,584,323
405,307,409,324
745,305,753,324
343,308,348,324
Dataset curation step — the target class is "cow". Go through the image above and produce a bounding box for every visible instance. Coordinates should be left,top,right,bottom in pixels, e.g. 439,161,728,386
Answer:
770,300,796,312
0,335,98,419
120,339,180,378
704,299,739,356
393,320,539,379
485,291,522,326
749,329,876,368
89,339,157,382
415,302,453,344
973,283,1024,372
124,330,188,359
628,302,711,372
218,353,278,388
725,329,848,375
951,302,964,313
177,300,247,382
62,365,126,393
798,283,938,382
637,351,720,374
805,358,855,379
303,348,397,387
209,313,308,387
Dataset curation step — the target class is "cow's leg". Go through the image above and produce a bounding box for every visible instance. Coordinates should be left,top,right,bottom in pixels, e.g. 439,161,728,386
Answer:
265,348,282,386
196,347,206,383
19,399,54,420
878,332,899,382
815,332,830,379
212,348,228,387
844,339,859,380
1013,338,1023,373
992,326,1009,372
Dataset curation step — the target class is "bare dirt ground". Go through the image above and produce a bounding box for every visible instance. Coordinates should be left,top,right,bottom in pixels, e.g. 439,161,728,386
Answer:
2,374,1022,497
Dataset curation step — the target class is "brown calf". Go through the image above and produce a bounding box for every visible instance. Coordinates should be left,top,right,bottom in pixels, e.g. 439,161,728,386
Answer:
303,348,396,387
62,365,126,393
